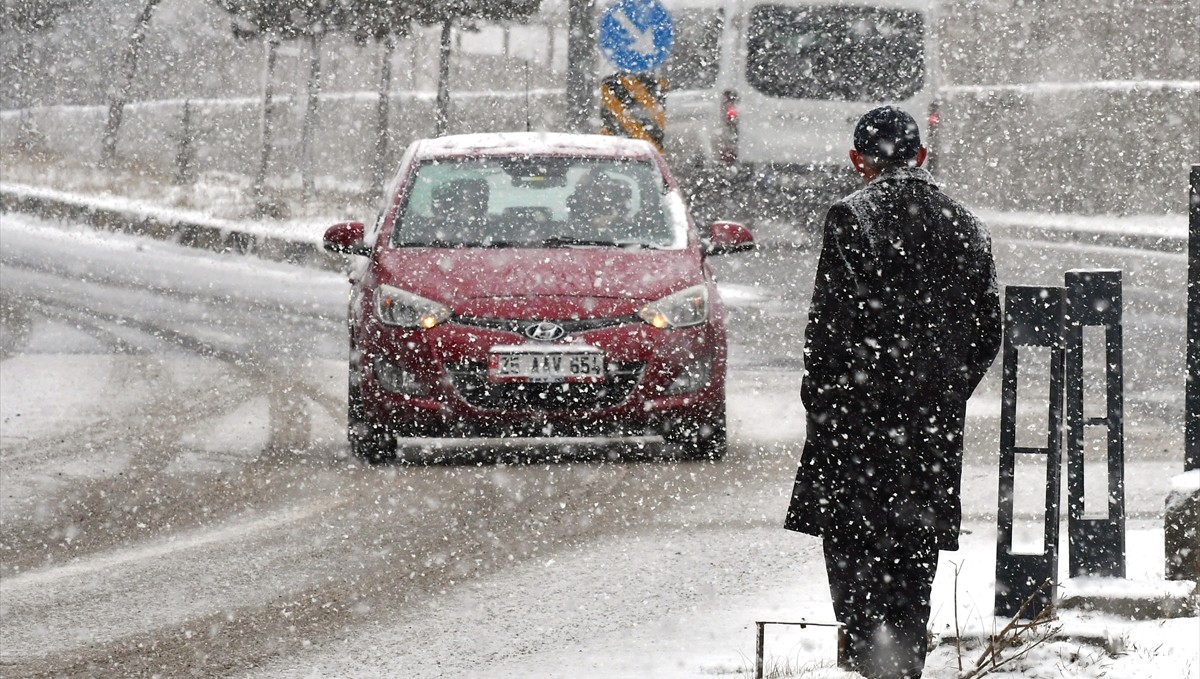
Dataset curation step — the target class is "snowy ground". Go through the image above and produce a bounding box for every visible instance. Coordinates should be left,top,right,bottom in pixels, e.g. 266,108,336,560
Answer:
235,520,1199,679
1,200,1196,677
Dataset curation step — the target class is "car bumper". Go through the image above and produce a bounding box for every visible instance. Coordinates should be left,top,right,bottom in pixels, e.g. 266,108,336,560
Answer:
355,318,726,438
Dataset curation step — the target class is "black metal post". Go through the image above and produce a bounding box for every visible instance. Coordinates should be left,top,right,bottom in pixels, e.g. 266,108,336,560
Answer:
755,622,765,679
1187,164,1199,471
173,99,196,186
1064,270,1125,578
300,31,323,200
995,286,1064,619
753,620,842,679
253,34,279,212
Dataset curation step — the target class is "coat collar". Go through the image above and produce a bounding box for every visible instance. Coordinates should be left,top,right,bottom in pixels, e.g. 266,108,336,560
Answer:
869,165,936,188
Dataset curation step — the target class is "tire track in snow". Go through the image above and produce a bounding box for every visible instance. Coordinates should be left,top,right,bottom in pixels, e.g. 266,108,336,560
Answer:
1,262,344,443
0,450,756,677
0,275,345,573
0,289,34,360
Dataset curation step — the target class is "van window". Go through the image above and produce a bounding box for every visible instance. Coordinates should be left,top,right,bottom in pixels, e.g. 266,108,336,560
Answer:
746,4,924,101
663,9,724,90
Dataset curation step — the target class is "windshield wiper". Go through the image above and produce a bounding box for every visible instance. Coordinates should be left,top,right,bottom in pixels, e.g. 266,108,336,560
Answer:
392,240,525,248
393,238,651,249
540,236,642,248
391,239,451,248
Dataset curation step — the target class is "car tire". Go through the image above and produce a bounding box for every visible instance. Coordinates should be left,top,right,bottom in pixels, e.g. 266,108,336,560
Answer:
668,408,727,461
348,381,395,464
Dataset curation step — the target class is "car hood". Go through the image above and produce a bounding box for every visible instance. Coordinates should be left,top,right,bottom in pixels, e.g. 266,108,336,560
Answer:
375,246,704,314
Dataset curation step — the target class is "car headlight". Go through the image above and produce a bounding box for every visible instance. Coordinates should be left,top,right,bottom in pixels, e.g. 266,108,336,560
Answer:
374,284,451,329
639,284,709,329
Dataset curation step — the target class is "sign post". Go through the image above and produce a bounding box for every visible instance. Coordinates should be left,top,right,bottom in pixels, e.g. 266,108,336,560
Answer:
597,0,673,149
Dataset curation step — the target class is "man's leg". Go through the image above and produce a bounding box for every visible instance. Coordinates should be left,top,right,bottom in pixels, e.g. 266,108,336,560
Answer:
886,536,940,678
859,533,940,679
823,531,880,673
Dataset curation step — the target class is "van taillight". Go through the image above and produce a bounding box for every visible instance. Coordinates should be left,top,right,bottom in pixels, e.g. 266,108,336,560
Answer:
926,100,942,175
720,90,739,163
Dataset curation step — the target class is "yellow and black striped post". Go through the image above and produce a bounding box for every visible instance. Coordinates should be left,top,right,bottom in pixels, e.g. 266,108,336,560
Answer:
600,73,667,151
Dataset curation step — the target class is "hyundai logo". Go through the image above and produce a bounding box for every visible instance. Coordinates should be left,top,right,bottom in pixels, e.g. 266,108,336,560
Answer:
525,321,565,341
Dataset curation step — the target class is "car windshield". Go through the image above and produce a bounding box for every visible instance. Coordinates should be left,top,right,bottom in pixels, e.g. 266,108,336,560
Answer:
746,4,924,101
391,157,687,249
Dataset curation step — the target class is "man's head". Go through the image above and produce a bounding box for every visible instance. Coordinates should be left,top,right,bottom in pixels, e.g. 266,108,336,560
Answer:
849,105,927,182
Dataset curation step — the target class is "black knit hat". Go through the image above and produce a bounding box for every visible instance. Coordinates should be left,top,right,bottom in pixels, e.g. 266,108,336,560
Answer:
854,106,921,162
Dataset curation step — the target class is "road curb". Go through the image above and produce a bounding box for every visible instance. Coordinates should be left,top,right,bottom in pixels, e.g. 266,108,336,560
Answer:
0,186,346,272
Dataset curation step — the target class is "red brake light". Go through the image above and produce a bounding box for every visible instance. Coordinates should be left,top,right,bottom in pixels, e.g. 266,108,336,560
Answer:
719,91,739,164
722,90,739,125
925,101,942,175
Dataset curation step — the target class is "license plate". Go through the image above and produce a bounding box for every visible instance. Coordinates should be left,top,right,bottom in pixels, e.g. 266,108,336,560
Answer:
488,346,605,383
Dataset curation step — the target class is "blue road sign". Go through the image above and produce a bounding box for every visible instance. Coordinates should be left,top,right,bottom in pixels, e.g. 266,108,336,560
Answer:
598,0,674,73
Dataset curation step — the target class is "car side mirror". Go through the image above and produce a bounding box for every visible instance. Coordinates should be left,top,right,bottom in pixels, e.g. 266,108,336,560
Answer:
323,221,371,257
705,220,755,256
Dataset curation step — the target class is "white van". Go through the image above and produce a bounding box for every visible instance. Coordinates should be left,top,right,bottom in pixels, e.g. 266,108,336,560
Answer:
653,0,940,223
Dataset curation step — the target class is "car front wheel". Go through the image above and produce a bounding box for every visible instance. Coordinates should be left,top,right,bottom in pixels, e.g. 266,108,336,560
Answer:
348,379,395,464
666,407,727,461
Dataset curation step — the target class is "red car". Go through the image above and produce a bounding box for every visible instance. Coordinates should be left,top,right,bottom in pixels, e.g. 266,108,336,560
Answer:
323,132,754,463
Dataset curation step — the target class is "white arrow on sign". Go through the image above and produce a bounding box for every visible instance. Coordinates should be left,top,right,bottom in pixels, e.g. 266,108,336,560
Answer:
612,6,657,56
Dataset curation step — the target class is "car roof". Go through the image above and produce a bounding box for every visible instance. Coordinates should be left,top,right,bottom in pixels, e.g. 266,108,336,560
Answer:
413,132,661,162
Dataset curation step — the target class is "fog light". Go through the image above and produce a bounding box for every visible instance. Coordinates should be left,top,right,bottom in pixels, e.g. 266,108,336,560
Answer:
664,358,712,396
373,357,428,396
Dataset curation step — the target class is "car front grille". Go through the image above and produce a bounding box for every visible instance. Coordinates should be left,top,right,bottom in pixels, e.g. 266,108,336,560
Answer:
453,315,639,336
446,361,644,411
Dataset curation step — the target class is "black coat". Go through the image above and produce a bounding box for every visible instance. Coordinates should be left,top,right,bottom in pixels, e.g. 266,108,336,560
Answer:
784,167,1002,550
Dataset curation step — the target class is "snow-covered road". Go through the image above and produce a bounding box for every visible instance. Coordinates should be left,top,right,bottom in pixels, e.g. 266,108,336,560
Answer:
0,213,1194,677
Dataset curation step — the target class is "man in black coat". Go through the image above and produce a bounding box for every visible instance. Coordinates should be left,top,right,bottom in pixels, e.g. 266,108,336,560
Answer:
785,106,1002,679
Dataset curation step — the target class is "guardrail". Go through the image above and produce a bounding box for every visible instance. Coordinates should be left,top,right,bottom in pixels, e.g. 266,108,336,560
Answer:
0,184,341,272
